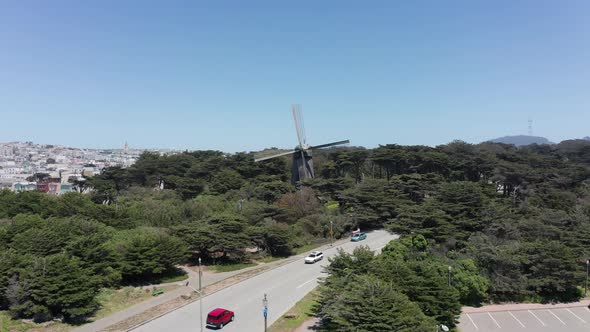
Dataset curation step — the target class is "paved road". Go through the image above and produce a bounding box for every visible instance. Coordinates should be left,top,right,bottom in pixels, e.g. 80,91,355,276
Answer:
459,306,590,332
134,230,397,332
76,263,278,332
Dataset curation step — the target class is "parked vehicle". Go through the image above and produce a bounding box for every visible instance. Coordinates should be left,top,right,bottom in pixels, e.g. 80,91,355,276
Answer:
351,232,367,242
304,251,324,264
206,308,234,329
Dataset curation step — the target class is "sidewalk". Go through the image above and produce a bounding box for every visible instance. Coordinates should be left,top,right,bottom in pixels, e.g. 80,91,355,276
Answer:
294,318,319,332
462,299,590,313
75,239,348,332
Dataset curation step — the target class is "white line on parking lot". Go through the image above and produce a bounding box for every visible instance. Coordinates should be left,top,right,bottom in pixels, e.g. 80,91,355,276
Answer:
296,279,315,289
548,309,566,325
487,312,501,328
466,313,479,330
566,308,587,323
528,310,545,326
586,307,590,314
508,311,525,328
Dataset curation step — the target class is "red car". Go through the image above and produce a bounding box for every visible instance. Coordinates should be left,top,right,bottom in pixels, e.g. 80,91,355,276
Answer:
206,308,235,329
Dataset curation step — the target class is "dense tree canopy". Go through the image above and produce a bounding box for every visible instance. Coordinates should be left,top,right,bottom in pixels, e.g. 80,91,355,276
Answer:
1,140,589,325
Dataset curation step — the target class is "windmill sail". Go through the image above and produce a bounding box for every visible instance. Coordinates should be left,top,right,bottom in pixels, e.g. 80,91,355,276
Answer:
254,149,297,162
255,105,349,186
292,104,307,149
310,140,350,150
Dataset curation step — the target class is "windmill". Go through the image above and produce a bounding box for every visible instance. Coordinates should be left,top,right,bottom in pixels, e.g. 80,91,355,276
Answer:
255,105,350,184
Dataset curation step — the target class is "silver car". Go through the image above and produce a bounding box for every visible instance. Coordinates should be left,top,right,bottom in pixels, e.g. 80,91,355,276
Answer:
304,251,324,264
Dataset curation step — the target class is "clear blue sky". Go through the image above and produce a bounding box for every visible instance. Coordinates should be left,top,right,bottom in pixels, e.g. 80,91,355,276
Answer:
1,1,589,152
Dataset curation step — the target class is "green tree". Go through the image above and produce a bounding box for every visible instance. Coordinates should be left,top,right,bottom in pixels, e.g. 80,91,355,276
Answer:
262,223,293,256
0,250,28,310
371,239,461,327
467,234,528,301
9,217,75,256
11,254,100,322
338,178,413,229
452,259,490,305
209,169,244,194
109,228,188,281
66,221,121,286
318,274,436,332
520,241,580,301
173,213,251,262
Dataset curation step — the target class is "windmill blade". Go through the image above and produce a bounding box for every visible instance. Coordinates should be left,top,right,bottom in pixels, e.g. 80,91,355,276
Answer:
298,106,307,146
294,105,308,177
310,139,350,150
292,104,306,149
254,150,297,162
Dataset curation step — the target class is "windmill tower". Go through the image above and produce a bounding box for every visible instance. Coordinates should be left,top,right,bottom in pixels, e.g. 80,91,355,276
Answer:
255,105,350,185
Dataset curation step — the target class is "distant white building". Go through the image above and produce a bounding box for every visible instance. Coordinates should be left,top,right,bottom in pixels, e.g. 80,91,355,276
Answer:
0,167,23,174
0,146,14,157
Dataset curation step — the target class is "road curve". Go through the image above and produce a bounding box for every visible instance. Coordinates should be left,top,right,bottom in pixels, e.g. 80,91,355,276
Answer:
134,230,398,332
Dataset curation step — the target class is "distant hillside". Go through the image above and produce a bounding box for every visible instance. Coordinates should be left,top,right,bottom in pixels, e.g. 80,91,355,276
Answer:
583,136,590,141
487,135,553,146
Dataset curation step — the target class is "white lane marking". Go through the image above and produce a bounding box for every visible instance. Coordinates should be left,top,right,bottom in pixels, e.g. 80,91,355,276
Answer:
548,309,566,325
488,312,501,328
566,308,586,323
296,279,315,289
586,307,590,314
466,313,479,330
508,311,525,328
528,310,545,326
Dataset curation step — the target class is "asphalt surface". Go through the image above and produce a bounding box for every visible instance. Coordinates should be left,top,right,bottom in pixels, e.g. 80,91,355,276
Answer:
133,230,398,332
459,306,590,332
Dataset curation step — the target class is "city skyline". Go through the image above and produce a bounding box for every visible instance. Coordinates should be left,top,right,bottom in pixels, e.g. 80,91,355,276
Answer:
1,131,588,154
1,1,589,152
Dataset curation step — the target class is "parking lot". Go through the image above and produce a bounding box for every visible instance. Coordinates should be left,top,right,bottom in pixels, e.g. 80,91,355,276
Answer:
459,306,590,332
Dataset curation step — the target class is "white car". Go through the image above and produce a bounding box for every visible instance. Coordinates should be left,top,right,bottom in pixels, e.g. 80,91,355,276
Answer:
304,251,324,264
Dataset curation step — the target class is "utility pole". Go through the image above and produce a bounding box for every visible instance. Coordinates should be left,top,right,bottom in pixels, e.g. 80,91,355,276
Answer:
263,293,268,332
329,220,334,246
586,260,589,298
448,266,452,287
182,263,203,332
199,257,203,332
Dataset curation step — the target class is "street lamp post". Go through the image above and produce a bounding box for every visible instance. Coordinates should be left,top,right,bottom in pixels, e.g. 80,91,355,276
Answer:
263,293,268,332
181,281,203,332
199,257,203,332
329,220,334,246
448,266,452,287
586,259,589,298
